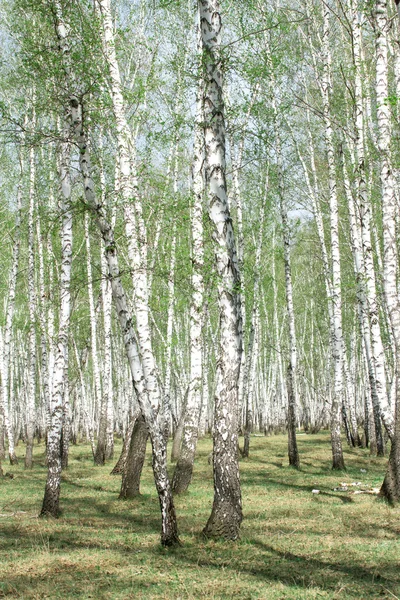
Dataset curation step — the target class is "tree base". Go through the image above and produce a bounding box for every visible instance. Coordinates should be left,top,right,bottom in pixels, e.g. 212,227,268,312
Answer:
332,461,346,471
24,444,33,469
9,452,18,465
40,489,61,518
380,440,400,504
159,498,180,547
94,449,106,466
119,416,147,499
203,499,242,541
172,459,193,494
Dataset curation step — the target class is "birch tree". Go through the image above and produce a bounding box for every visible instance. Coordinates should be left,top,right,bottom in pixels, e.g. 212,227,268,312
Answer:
374,0,400,502
40,117,73,516
199,0,243,540
171,12,205,494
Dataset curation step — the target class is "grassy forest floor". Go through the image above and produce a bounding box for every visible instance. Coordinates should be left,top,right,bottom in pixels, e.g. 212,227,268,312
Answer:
0,431,399,599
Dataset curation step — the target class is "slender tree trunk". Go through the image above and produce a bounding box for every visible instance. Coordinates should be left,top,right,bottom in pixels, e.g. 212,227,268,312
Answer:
271,229,286,423
40,115,72,516
163,210,177,444
73,339,96,458
25,143,36,470
261,15,299,466
322,6,345,470
350,2,391,449
343,148,385,454
94,0,179,541
228,85,259,420
242,178,267,458
375,0,400,501
0,168,22,465
99,143,114,461
172,22,204,493
102,247,114,460
85,212,105,464
36,182,52,456
277,136,300,469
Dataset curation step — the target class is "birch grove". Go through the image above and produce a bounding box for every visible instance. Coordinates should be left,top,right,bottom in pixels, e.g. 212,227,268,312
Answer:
1,0,400,547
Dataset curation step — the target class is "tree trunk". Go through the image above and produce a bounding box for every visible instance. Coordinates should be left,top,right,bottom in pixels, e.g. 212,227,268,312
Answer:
25,144,36,470
0,165,22,465
40,107,72,517
111,409,139,475
171,23,204,493
119,415,148,499
322,6,345,470
199,0,242,540
375,0,400,502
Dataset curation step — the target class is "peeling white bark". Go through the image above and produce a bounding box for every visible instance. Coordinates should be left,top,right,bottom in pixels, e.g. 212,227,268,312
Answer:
25,143,36,470
199,0,242,540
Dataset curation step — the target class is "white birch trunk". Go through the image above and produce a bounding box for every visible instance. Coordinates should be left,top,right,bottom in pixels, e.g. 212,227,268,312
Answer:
172,24,205,491
40,115,72,515
85,213,105,463
271,228,286,421
163,144,178,442
1,169,23,464
242,177,267,457
101,243,114,460
73,340,95,457
375,0,400,502
349,2,392,447
25,144,36,469
321,5,345,469
199,0,242,540
70,89,179,543
95,0,161,417
36,186,52,453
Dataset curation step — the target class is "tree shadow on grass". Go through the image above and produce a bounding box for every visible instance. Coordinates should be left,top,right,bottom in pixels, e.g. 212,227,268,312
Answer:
61,494,161,528
2,518,399,600
0,494,161,554
170,535,400,599
0,559,169,600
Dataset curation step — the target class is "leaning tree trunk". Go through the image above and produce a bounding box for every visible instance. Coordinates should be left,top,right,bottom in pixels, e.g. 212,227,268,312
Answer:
119,415,148,499
199,0,243,540
68,92,179,543
95,0,179,543
75,97,179,544
110,409,139,475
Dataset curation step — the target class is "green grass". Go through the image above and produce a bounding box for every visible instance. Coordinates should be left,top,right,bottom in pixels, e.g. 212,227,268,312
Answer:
1,431,399,599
